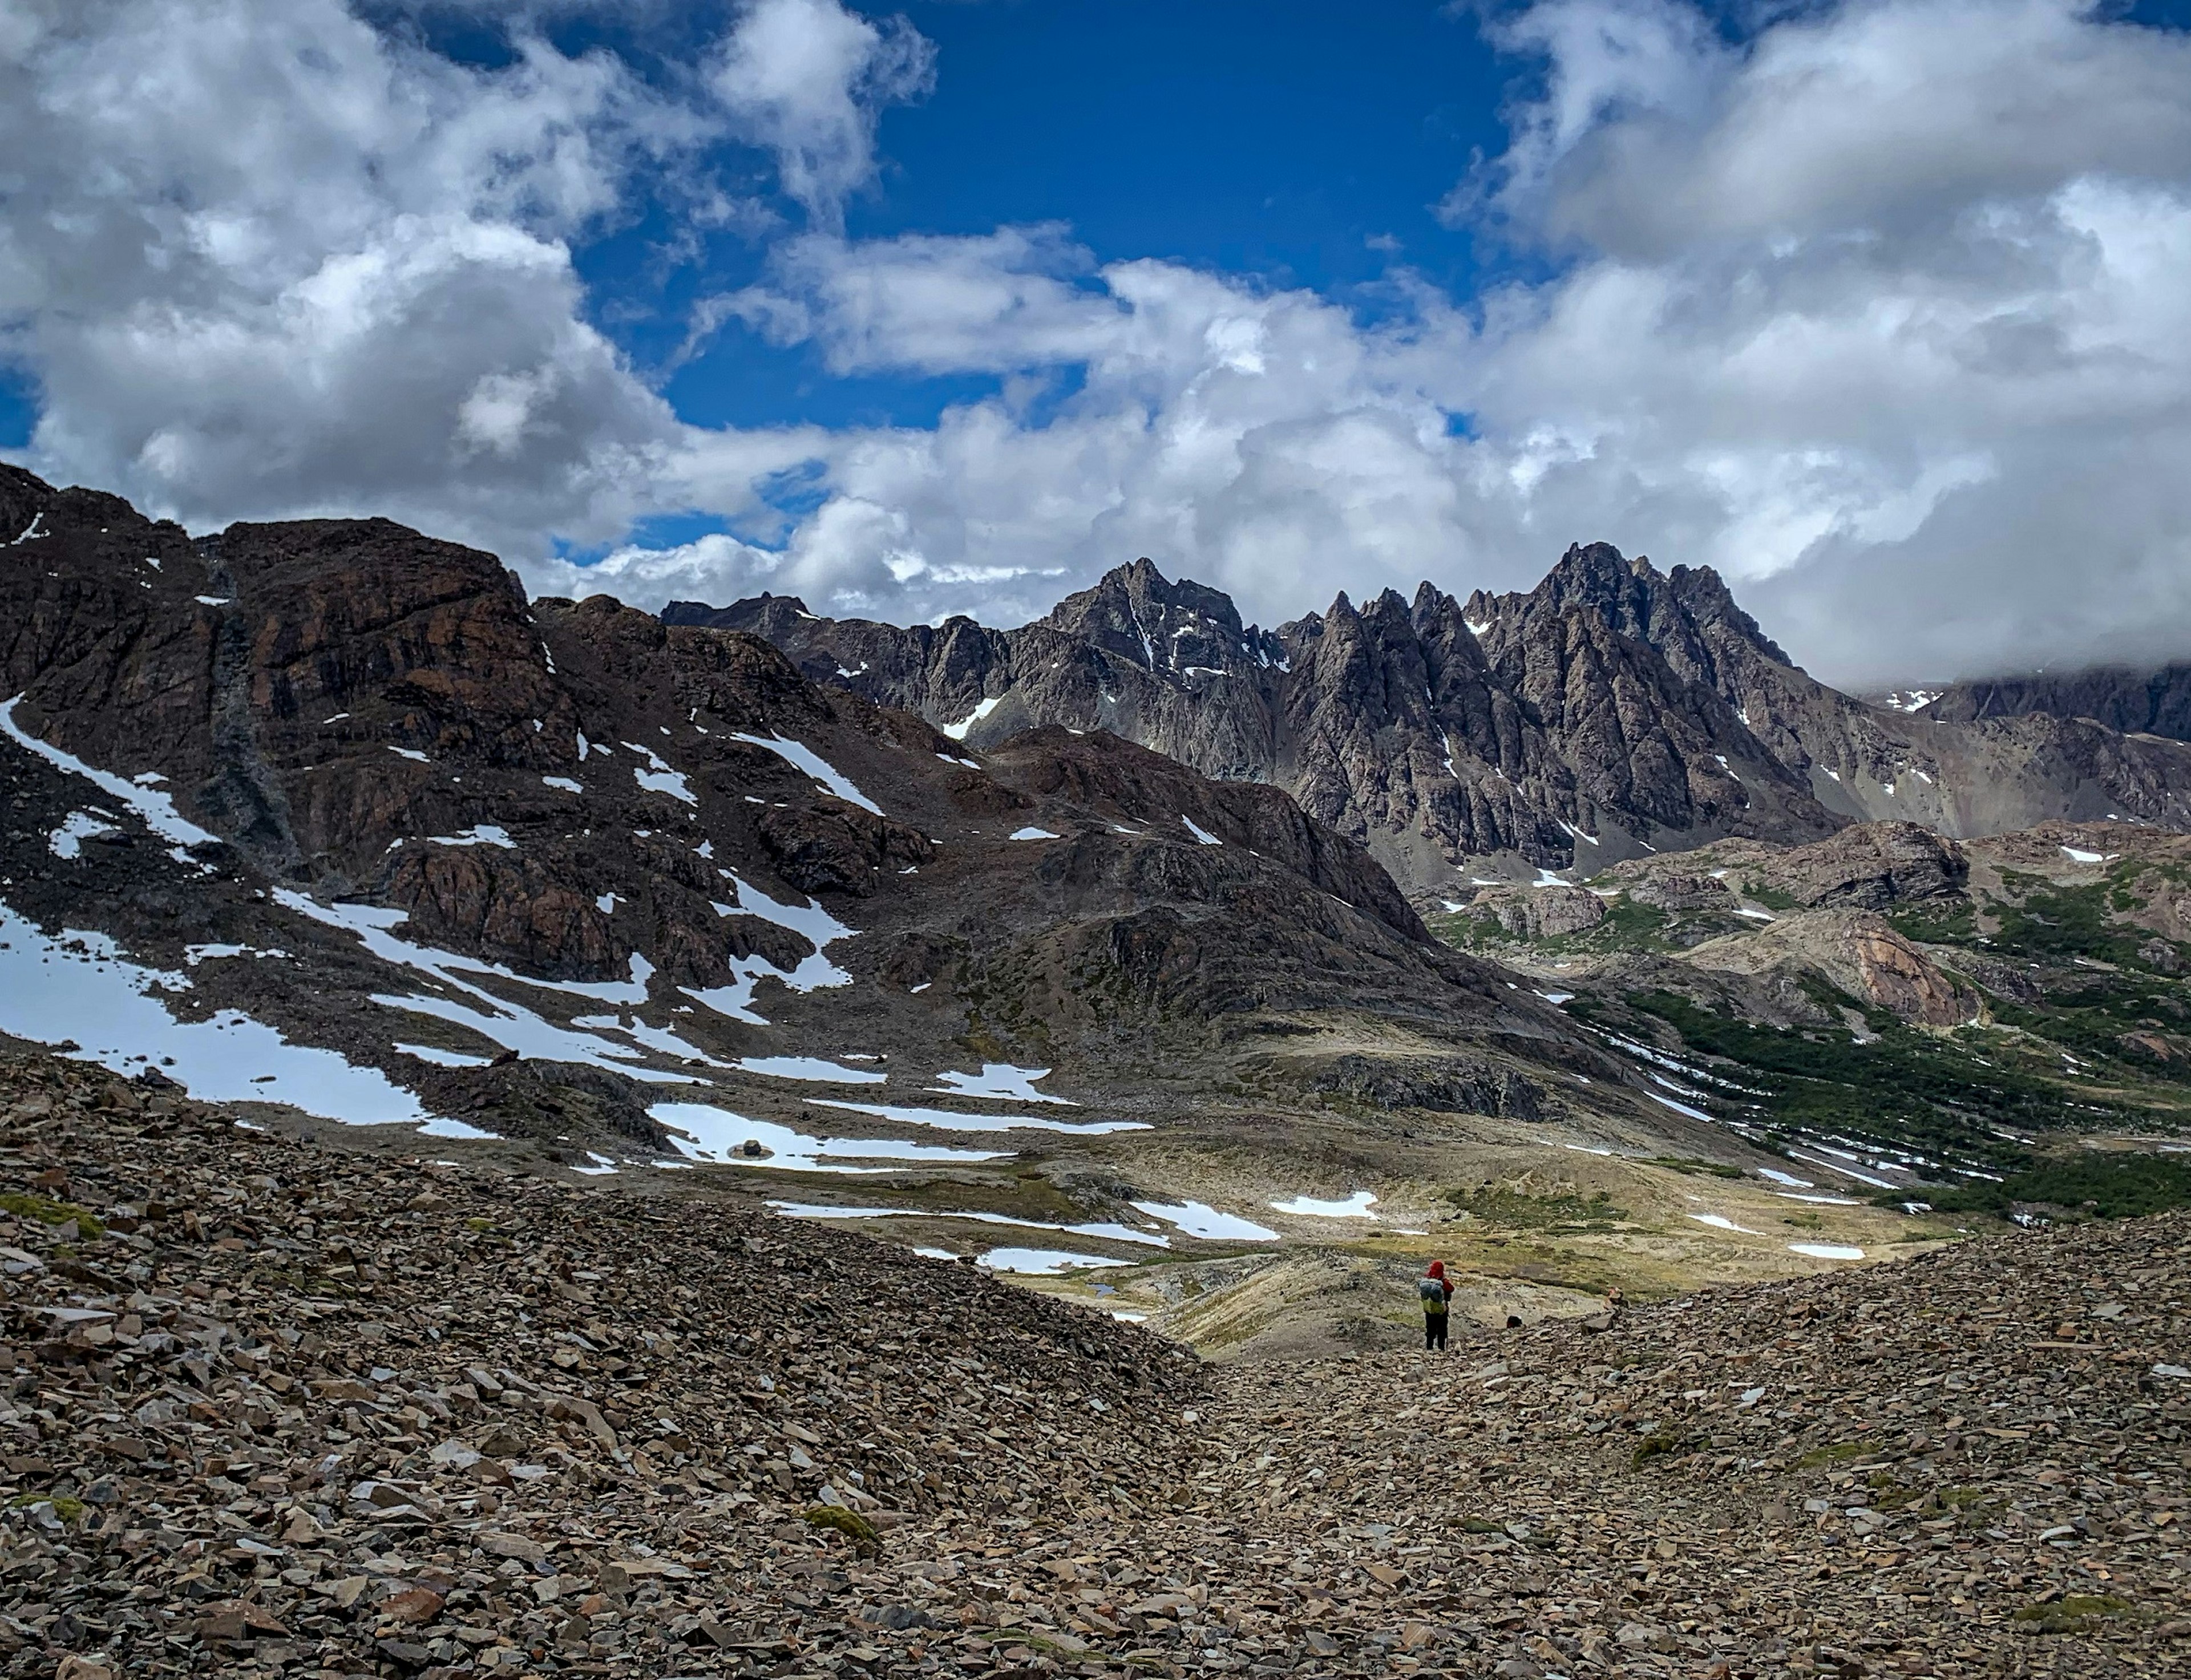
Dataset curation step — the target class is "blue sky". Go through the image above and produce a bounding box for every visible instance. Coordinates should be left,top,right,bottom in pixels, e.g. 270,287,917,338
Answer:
5,0,2191,684
508,0,1539,439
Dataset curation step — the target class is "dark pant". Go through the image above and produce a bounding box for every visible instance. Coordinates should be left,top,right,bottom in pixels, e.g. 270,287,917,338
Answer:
1424,1313,1448,1350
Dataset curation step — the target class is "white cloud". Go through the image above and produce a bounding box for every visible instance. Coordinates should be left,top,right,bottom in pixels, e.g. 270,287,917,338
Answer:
0,0,919,558
3,0,2190,690
657,0,2191,685
1480,0,2191,257
709,0,936,230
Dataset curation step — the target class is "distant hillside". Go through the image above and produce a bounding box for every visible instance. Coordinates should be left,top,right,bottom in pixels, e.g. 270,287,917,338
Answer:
1916,662,2191,743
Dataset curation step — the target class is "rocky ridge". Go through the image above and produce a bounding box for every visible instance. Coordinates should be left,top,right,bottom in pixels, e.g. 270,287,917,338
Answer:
1469,549,2191,855
0,461,1646,1185
5,1048,2186,1679
675,548,2191,899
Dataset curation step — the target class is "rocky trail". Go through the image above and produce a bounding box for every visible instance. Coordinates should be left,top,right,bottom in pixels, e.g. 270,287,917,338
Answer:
3,1048,2186,1680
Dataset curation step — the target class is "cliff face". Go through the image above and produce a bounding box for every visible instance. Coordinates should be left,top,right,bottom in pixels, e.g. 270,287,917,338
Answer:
673,544,2191,897
1915,663,2191,743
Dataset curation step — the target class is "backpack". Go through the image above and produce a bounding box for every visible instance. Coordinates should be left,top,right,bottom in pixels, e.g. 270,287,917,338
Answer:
1418,1277,1448,1314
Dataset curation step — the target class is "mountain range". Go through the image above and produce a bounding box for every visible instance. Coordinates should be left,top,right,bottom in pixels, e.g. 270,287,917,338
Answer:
5,459,2189,1290
5,485,2186,1680
672,547,2191,899
0,463,1604,1179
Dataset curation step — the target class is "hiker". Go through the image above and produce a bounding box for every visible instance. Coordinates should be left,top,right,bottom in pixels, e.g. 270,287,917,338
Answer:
1418,1260,1454,1350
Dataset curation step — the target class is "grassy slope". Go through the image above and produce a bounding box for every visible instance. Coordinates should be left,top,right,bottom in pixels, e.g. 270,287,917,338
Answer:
1429,855,2191,1220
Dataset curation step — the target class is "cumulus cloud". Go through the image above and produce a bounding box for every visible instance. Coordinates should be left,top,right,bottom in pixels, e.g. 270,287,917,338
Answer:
1461,0,2191,683
0,0,916,557
5,0,2191,689
710,0,936,230
665,0,2191,686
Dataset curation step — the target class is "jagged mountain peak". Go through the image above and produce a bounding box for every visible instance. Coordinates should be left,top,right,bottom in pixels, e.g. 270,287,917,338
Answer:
672,540,2191,894
1511,540,1797,674
1039,556,1252,672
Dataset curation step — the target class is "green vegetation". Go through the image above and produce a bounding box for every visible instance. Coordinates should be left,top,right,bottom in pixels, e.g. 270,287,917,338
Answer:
1587,989,2117,1171
1432,897,1683,959
1863,1470,1923,1511
1446,1183,1629,1232
1879,1151,2191,1221
2012,1595,2132,1634
1797,1441,1871,1470
7,1492,86,1522
803,1504,882,1557
1985,981,2190,1072
0,1191,102,1236
1644,1156,1744,1179
1988,877,2156,967
1630,1434,1681,1469
1883,898,1978,944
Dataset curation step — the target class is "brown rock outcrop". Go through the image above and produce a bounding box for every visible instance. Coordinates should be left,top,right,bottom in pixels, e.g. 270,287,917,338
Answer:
1469,885,1609,940
1684,908,1978,1027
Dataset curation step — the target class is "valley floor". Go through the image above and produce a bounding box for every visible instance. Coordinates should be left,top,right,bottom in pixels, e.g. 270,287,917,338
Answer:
1,1050,2184,1680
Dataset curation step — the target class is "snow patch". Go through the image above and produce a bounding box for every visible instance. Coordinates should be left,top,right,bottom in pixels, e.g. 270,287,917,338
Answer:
811,1099,1146,1136
3,698,219,869
46,812,103,859
0,903,430,1126
622,741,696,805
941,697,1000,740
1131,1200,1280,1242
185,943,288,966
1686,1213,1759,1235
737,1055,887,1086
731,732,880,814
649,1102,1001,1173
930,1064,1073,1104
396,1043,492,1068
1182,815,1222,846
426,825,515,850
1644,1090,1716,1124
979,1248,1134,1276
1785,1149,1898,1189
1010,826,1060,841
276,893,682,1079
1268,1189,1379,1220
768,1201,1168,1249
